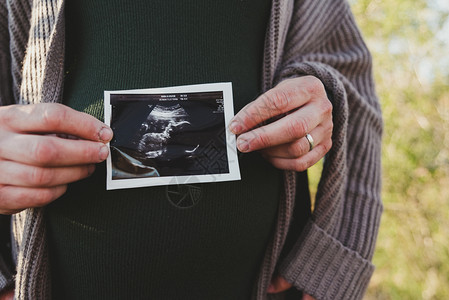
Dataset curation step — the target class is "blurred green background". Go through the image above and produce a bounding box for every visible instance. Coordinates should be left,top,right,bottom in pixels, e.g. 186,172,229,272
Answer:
310,1,449,299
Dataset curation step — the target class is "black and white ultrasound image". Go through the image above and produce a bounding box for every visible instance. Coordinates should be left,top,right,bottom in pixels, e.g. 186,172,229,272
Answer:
110,92,229,179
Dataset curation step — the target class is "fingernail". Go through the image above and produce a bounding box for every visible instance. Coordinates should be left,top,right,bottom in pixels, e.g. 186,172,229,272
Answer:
99,145,109,161
229,121,242,134
237,137,249,152
99,127,113,142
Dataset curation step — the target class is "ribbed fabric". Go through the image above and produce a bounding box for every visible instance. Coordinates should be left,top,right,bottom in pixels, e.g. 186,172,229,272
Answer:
0,0,383,299
272,2,383,299
47,160,282,300
0,215,13,291
0,0,12,106
46,2,279,298
5,0,32,102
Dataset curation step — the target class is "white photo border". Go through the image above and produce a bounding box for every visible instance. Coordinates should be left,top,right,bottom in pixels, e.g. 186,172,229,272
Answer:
104,82,240,190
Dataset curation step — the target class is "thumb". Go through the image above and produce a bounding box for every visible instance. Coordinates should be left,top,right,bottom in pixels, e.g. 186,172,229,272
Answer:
302,293,316,300
267,275,293,294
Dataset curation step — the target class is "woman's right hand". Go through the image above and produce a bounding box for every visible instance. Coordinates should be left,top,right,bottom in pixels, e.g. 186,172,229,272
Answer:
0,103,113,214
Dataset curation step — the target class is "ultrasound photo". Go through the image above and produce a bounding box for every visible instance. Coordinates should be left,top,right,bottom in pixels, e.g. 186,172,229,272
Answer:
104,83,240,190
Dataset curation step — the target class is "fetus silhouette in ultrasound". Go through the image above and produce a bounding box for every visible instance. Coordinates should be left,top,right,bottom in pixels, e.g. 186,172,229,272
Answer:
137,104,198,159
134,103,201,173
112,103,200,179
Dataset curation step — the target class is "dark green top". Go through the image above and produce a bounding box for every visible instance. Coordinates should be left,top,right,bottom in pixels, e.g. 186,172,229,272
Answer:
46,1,280,299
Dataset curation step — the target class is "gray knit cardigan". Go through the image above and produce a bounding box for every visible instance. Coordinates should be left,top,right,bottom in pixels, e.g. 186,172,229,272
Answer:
0,0,383,299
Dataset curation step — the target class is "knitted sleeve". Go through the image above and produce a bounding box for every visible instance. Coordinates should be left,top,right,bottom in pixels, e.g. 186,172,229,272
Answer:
275,1,383,299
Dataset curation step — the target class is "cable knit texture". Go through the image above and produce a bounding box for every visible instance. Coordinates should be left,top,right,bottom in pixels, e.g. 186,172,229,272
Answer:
0,0,382,299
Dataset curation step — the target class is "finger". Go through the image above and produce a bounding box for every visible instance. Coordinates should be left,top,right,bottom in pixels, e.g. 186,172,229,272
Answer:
230,76,326,134
302,293,316,300
267,276,293,294
0,134,109,166
261,125,331,159
0,103,113,142
235,103,323,153
0,161,95,187
265,140,332,172
0,184,67,215
0,289,14,300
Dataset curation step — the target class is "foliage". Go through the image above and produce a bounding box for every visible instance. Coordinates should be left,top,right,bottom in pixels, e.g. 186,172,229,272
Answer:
348,0,449,299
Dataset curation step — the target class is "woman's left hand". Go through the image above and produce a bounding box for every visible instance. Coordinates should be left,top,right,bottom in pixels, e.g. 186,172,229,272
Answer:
267,275,292,293
267,275,316,300
230,76,333,171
